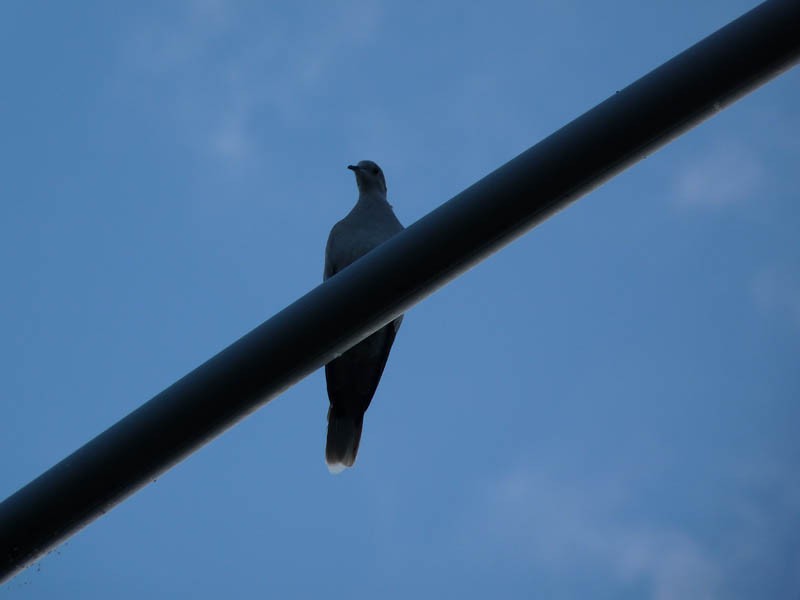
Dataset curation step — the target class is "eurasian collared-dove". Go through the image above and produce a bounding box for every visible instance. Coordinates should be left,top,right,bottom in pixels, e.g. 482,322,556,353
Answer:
323,160,404,473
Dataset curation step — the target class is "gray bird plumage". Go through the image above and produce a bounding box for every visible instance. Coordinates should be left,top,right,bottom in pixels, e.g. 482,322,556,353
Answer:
323,160,404,473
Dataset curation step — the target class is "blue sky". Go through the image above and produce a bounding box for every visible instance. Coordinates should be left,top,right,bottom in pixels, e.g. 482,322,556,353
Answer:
1,1,799,598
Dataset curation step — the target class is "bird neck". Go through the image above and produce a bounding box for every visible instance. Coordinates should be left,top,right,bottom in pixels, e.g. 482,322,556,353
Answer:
355,190,389,208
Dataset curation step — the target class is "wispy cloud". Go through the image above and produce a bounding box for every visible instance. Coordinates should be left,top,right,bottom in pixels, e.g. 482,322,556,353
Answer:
484,468,720,599
124,0,235,74
751,266,800,330
476,457,800,599
673,141,764,208
210,95,251,162
120,0,385,164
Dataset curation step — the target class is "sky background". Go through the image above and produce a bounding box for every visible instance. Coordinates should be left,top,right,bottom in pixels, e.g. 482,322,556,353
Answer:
1,1,799,598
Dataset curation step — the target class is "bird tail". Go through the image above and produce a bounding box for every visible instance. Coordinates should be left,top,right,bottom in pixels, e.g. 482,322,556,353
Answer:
325,411,363,474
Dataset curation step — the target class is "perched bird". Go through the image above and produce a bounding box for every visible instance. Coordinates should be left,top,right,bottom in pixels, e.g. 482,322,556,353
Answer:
323,160,404,473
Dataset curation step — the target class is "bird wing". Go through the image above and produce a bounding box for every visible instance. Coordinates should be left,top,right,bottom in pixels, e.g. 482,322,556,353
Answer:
325,317,401,418
323,207,404,415
323,224,340,280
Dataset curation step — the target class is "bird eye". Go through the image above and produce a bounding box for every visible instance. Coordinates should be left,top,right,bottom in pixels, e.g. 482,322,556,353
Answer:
372,167,379,174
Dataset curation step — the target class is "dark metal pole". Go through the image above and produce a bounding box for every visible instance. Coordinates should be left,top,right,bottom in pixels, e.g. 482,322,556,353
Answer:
2,0,799,583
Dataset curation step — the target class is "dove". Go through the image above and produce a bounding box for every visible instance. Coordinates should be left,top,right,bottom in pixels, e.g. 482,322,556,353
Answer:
323,160,404,473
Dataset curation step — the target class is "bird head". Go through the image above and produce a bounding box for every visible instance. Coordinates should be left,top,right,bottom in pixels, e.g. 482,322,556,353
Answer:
348,160,387,196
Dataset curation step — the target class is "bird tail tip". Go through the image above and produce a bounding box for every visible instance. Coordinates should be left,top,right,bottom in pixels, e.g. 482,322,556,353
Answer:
326,461,347,475
325,412,363,474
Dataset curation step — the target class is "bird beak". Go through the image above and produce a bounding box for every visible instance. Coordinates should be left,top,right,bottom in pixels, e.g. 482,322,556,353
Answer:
347,165,359,172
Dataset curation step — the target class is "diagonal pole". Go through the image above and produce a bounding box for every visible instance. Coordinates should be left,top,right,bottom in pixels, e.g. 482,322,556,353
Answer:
1,0,799,584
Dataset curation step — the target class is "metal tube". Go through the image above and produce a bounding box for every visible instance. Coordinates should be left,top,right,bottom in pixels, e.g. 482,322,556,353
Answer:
2,0,799,583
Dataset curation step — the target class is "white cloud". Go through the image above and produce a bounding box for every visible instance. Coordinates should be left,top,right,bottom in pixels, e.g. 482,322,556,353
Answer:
751,266,800,329
478,459,800,598
484,468,720,599
210,97,251,161
722,459,800,595
124,0,235,75
674,141,764,208
119,0,385,163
